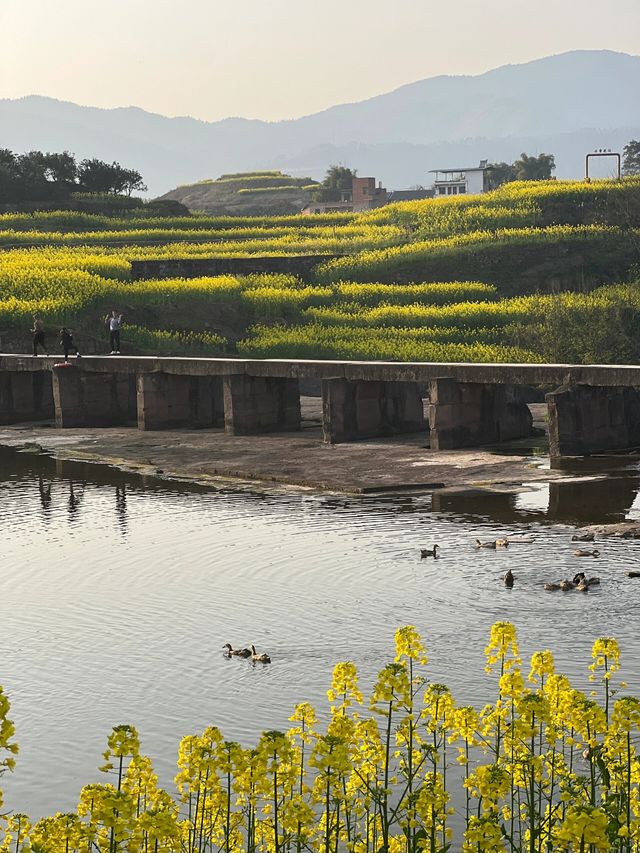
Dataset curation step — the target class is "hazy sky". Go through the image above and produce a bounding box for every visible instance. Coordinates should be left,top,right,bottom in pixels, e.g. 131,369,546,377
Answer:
1,0,639,122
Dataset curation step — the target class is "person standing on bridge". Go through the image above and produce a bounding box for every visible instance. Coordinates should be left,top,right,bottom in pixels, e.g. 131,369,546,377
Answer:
105,310,123,354
31,315,47,356
59,327,81,361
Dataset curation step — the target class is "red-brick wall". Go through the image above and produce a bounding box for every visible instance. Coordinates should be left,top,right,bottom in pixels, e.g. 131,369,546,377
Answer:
352,177,377,198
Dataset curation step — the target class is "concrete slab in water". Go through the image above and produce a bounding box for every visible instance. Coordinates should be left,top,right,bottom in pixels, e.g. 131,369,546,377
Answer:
0,419,562,495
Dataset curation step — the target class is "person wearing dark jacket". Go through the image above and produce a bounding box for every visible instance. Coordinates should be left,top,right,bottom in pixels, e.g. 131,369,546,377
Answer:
60,327,81,361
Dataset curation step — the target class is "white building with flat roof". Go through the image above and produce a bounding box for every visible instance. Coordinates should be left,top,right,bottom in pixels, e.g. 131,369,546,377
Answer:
429,160,489,196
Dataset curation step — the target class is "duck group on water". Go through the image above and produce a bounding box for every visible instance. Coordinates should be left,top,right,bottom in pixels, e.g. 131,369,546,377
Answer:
417,531,639,593
223,643,271,663
420,533,539,558
544,573,601,592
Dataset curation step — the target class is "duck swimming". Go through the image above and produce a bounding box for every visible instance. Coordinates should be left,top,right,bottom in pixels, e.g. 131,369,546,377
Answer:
503,569,514,587
223,643,252,658
574,549,600,558
572,532,595,542
546,579,577,591
476,539,497,549
251,644,271,664
420,545,439,559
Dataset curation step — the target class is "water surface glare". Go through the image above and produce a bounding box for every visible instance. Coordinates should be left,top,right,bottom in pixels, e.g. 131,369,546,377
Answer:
1,447,640,818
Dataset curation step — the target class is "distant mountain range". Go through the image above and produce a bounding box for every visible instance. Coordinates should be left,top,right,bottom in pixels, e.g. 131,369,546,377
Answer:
1,50,639,197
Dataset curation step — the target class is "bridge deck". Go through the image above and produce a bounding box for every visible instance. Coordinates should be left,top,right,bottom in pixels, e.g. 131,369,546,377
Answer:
1,355,640,387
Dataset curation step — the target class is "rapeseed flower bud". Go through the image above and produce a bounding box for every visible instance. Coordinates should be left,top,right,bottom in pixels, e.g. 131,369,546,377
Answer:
555,804,610,851
451,705,480,742
528,649,555,683
327,661,363,712
485,622,520,674
28,812,83,852
288,702,317,731
463,813,506,852
610,695,640,733
499,669,524,700
105,724,140,759
394,626,428,665
0,813,30,852
423,683,455,734
465,764,511,808
371,663,411,710
589,636,621,683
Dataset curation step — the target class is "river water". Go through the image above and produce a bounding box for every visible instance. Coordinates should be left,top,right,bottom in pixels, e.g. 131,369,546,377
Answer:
1,446,640,820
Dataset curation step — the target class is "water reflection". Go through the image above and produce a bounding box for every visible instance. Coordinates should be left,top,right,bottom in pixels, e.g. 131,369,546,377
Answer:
430,461,640,524
37,475,52,514
115,486,128,535
548,474,640,522
67,480,86,520
2,444,640,820
5,446,640,528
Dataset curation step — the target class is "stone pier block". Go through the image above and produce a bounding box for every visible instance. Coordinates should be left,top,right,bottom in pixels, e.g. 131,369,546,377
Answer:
52,368,137,428
428,379,532,450
223,374,300,435
322,379,425,443
546,384,640,457
0,370,54,423
137,373,224,431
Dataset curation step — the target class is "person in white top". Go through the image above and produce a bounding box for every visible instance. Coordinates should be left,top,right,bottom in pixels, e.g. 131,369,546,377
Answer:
105,310,123,354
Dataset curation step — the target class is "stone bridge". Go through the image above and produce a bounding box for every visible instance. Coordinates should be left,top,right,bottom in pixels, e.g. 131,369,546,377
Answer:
2,355,640,457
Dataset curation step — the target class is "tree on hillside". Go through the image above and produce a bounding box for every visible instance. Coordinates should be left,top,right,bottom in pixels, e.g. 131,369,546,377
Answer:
623,140,640,176
323,165,356,190
77,158,146,195
513,152,555,181
485,162,517,190
42,151,77,185
314,165,357,202
0,149,146,205
77,158,119,193
114,166,147,196
16,151,53,201
0,149,21,202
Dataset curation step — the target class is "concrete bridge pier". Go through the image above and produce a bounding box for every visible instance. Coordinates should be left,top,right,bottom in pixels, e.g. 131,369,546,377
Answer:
137,373,224,430
52,367,137,428
428,378,533,450
321,378,425,443
223,374,301,435
0,370,54,423
547,383,640,457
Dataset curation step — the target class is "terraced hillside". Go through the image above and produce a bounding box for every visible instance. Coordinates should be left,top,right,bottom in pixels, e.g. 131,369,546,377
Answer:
157,170,319,215
1,178,640,364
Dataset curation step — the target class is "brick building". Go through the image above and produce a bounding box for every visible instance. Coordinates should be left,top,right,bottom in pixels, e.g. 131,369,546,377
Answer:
302,177,388,214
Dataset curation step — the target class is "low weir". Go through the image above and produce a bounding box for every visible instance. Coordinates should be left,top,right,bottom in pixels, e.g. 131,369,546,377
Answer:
2,355,640,457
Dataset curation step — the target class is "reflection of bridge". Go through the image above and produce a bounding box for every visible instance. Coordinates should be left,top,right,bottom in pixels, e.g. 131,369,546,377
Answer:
3,355,640,457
